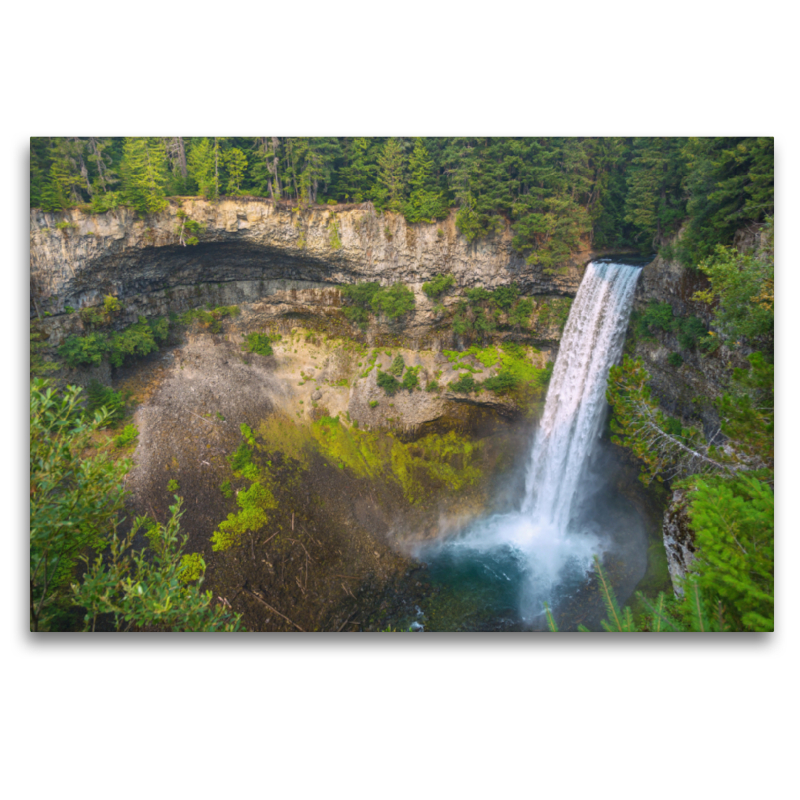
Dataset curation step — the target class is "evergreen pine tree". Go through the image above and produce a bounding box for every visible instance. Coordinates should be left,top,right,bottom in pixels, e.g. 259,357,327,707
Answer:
39,160,71,212
222,147,248,194
374,138,406,212
119,137,168,216
187,137,221,200
337,137,376,203
404,138,448,222
30,138,58,209
303,138,341,203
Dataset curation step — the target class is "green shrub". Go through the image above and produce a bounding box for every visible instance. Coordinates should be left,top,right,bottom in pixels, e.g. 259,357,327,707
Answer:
341,282,381,326
636,301,675,339
64,306,75,314
426,379,440,393
452,303,472,336
376,370,401,395
667,352,684,367
371,283,415,319
482,370,519,395
220,480,233,498
369,400,379,408
114,424,138,448
109,317,161,368
389,355,405,376
450,373,479,394
243,332,274,356
60,316,167,370
30,325,60,378
465,287,494,306
401,366,420,391
508,298,534,328
59,332,110,368
167,479,180,492
500,341,526,360
340,280,415,324
473,309,497,335
492,284,520,309
422,274,455,299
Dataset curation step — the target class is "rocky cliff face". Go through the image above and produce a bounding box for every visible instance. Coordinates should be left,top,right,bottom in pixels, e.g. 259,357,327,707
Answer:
631,250,746,435
30,198,594,319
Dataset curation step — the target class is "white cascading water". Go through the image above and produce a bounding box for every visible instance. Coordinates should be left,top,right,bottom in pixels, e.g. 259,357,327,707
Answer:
521,260,642,527
419,261,642,621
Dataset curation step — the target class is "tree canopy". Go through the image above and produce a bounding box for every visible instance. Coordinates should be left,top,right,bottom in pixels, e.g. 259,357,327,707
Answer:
30,136,773,271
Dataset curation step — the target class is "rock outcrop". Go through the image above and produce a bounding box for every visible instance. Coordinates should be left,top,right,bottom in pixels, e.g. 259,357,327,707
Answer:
30,199,593,320
662,488,697,596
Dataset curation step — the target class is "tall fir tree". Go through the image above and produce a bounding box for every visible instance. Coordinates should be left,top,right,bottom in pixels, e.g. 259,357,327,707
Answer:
337,137,377,203
187,137,222,200
404,138,448,222
222,146,248,194
39,160,71,212
374,138,406,212
119,137,168,216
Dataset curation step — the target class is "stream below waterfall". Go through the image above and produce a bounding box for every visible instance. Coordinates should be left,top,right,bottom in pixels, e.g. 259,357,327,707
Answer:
410,260,651,631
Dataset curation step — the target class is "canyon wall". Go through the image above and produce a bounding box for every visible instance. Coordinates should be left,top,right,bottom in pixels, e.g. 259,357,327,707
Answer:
30,198,590,319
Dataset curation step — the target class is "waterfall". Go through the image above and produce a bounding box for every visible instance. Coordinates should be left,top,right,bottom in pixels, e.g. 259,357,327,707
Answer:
521,261,641,529
416,260,642,624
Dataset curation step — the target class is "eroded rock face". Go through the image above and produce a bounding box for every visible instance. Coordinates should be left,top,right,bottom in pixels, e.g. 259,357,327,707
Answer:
632,249,749,438
30,199,592,318
662,488,696,596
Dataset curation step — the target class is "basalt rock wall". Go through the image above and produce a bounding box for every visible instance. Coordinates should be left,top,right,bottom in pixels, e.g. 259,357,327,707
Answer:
30,198,595,321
